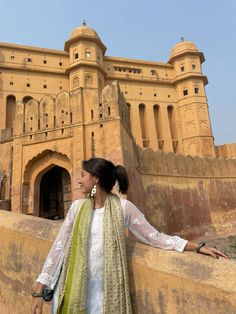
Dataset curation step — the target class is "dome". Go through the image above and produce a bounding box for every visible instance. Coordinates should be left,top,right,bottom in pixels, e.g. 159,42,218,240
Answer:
169,40,199,61
64,21,106,52
70,22,101,40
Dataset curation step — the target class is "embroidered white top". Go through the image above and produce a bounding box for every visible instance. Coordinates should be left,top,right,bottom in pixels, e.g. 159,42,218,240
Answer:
36,198,188,313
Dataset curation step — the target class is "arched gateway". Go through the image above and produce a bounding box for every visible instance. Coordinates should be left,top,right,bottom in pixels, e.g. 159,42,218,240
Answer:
23,150,72,218
39,166,71,219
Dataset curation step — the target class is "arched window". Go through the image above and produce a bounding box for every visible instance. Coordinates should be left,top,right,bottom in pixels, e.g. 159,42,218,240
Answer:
167,105,178,152
126,103,131,126
74,49,79,61
0,175,6,199
73,77,80,89
85,48,91,59
6,95,16,128
191,62,196,70
23,96,33,104
139,104,148,148
194,85,199,94
85,75,93,88
153,105,161,140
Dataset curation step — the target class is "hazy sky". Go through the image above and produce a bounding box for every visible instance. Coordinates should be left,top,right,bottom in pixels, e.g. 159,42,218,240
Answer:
1,0,235,145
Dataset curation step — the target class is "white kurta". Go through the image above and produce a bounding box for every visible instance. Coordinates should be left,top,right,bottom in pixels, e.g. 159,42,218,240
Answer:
36,198,188,313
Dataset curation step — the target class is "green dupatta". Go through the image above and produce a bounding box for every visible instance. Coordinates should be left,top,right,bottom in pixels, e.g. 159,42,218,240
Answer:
56,194,132,314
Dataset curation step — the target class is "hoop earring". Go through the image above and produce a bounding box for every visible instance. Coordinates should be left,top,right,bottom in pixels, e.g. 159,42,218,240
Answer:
90,184,96,197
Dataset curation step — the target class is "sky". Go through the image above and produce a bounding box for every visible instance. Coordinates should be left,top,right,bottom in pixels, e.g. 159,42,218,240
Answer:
0,0,235,145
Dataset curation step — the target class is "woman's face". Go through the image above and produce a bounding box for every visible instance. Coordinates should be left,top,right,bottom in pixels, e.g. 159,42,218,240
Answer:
79,169,97,195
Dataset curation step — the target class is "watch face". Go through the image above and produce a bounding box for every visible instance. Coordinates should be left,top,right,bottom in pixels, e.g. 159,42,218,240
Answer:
42,288,54,301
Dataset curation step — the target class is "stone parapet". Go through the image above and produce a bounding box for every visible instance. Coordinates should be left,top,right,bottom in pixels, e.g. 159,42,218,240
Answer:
0,210,235,314
216,144,236,158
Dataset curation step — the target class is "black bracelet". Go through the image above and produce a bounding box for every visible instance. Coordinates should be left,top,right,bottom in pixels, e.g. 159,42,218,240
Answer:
32,291,44,297
32,288,54,301
196,242,205,253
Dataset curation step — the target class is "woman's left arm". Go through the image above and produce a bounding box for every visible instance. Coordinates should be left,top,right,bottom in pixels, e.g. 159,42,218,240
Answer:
122,199,229,259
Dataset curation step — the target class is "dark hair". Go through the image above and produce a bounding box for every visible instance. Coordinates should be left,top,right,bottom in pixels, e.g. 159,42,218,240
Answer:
82,157,129,194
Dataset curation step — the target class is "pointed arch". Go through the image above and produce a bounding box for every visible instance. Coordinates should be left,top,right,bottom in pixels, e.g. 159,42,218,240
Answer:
6,94,16,128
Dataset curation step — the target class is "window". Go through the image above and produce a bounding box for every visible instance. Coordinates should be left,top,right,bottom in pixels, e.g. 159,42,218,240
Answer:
151,70,156,75
9,82,14,86
27,58,32,62
43,60,47,64
194,87,199,94
59,86,63,90
73,77,79,89
10,56,15,60
59,62,62,66
43,84,47,89
74,51,79,60
192,63,196,70
23,96,33,104
85,48,91,59
114,66,142,74
183,89,188,96
26,83,30,87
153,105,161,141
85,75,93,87
139,104,148,148
6,95,16,128
154,93,157,97
180,65,185,72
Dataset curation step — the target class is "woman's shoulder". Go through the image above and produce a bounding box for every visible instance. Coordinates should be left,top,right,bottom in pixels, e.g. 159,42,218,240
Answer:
70,198,86,214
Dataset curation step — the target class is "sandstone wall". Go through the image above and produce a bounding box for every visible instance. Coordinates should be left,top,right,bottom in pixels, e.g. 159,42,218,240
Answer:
131,147,236,239
0,211,235,314
217,143,236,158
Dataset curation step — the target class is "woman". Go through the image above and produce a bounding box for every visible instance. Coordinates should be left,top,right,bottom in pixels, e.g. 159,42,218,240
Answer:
31,157,228,314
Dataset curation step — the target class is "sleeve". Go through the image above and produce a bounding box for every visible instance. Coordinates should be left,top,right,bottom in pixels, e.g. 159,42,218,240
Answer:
36,199,83,289
121,199,188,253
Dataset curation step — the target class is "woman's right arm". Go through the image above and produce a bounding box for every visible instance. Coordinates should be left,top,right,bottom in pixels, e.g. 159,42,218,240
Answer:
31,199,84,313
35,199,84,289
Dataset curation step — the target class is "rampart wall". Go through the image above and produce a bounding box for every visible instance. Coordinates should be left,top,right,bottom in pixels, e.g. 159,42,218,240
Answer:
0,211,235,314
130,146,236,239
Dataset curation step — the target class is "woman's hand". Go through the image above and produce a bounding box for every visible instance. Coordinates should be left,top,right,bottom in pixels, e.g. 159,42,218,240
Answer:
31,283,45,314
184,241,230,259
199,246,229,259
31,297,44,314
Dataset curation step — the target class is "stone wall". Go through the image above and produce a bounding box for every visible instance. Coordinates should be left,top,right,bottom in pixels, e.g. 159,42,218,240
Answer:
0,211,235,314
129,146,236,239
216,143,236,158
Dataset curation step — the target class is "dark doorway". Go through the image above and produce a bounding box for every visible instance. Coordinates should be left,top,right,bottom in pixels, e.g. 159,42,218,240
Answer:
39,166,71,219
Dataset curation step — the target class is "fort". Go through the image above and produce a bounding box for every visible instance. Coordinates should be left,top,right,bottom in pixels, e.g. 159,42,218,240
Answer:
0,23,236,313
